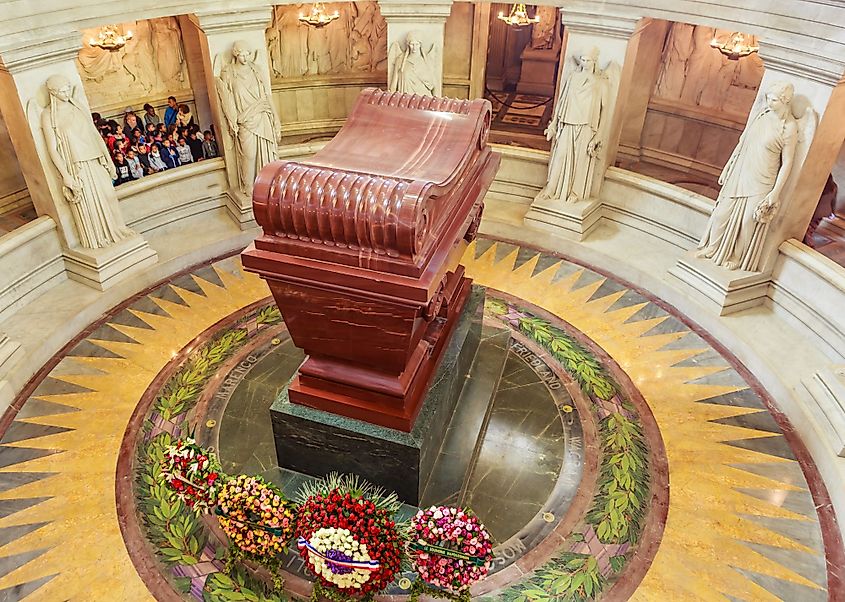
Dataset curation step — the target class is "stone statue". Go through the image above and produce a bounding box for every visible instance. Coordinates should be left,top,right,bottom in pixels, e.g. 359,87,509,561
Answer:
388,31,438,96
537,48,617,204
696,82,815,271
36,75,134,249
214,41,280,198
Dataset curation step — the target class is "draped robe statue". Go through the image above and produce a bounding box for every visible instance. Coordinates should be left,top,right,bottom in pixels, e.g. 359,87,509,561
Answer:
388,32,437,97
696,82,801,271
39,74,134,249
538,48,610,204
215,41,280,198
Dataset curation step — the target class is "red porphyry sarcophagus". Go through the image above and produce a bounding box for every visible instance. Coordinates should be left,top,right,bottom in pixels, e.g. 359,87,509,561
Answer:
241,88,500,432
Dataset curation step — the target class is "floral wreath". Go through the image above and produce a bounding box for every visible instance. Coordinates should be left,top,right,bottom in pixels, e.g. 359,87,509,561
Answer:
409,506,493,601
295,474,407,601
160,437,222,513
216,474,297,559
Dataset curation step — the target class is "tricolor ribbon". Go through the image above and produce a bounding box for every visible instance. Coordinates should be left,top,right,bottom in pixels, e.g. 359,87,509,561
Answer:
297,537,381,571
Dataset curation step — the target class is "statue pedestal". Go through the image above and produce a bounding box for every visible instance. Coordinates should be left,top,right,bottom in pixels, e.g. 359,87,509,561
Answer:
669,251,770,315
524,195,602,241
63,234,158,291
270,287,488,504
224,190,258,230
516,43,561,97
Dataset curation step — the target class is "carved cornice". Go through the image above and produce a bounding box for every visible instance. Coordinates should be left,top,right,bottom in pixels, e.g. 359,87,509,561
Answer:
0,32,80,74
758,40,845,87
193,7,274,35
560,9,641,40
377,0,454,23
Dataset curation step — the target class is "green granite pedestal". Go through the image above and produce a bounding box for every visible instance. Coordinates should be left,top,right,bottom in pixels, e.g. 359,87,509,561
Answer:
270,287,485,504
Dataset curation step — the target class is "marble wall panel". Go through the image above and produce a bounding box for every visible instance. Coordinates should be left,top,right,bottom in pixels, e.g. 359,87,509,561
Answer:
638,22,764,175
0,108,28,217
77,18,192,115
267,2,387,81
443,1,474,97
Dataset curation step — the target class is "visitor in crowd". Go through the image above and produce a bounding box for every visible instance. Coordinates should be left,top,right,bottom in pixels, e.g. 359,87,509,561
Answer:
126,150,144,180
164,96,178,127
176,137,193,165
123,108,140,133
176,104,195,128
143,103,161,127
90,93,211,186
109,124,129,155
187,129,204,161
202,130,219,159
113,152,134,185
161,139,180,170
148,145,167,172
137,144,155,175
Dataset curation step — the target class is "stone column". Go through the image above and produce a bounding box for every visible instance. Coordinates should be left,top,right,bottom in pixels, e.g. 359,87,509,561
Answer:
0,32,157,290
193,7,276,229
670,41,845,315
378,0,454,97
616,18,670,163
524,9,642,240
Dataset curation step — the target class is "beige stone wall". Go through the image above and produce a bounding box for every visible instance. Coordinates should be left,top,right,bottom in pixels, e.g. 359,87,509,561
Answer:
639,23,764,177
76,18,194,122
0,108,28,218
442,2,474,99
267,2,387,143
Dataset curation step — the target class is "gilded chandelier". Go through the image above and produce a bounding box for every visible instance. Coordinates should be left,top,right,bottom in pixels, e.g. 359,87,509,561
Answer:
88,25,133,52
299,3,340,28
497,3,540,28
710,31,759,60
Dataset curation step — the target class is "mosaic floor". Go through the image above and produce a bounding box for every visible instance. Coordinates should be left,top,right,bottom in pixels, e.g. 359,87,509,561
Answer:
0,238,841,601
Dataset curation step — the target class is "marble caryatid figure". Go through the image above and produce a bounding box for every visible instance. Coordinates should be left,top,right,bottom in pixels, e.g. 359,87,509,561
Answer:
388,31,437,96
39,74,134,249
215,41,280,198
696,82,801,271
537,48,611,204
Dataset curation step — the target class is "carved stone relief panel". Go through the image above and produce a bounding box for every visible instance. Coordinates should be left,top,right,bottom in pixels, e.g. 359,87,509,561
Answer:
266,2,388,80
76,18,191,110
654,23,763,120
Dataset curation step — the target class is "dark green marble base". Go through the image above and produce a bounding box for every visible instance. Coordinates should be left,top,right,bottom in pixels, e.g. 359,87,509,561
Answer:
270,287,485,503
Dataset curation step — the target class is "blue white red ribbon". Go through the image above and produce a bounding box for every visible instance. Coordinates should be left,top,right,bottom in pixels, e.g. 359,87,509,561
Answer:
297,537,381,571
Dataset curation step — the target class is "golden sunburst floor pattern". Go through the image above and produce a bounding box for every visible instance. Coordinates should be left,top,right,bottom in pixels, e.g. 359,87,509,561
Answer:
0,239,839,601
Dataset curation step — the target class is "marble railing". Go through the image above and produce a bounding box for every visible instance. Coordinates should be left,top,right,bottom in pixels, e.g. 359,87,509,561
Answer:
0,215,65,322
117,157,228,234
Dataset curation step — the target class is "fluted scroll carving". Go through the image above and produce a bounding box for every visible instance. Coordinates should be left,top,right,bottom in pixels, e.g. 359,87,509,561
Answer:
255,162,428,259
364,89,471,114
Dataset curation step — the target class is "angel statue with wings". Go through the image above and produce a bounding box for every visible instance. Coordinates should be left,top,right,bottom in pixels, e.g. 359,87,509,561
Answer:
697,81,816,271
388,31,438,97
35,74,134,249
214,41,281,199
538,47,616,205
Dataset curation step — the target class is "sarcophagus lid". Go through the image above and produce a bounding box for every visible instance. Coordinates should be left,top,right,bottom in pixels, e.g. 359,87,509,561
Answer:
250,88,496,283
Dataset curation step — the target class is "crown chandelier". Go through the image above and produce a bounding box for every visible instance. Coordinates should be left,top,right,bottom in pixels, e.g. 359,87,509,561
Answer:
299,3,340,28
710,31,759,60
497,3,540,28
88,25,133,52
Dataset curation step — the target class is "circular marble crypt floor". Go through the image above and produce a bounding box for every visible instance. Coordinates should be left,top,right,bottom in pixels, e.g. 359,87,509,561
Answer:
0,237,841,601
